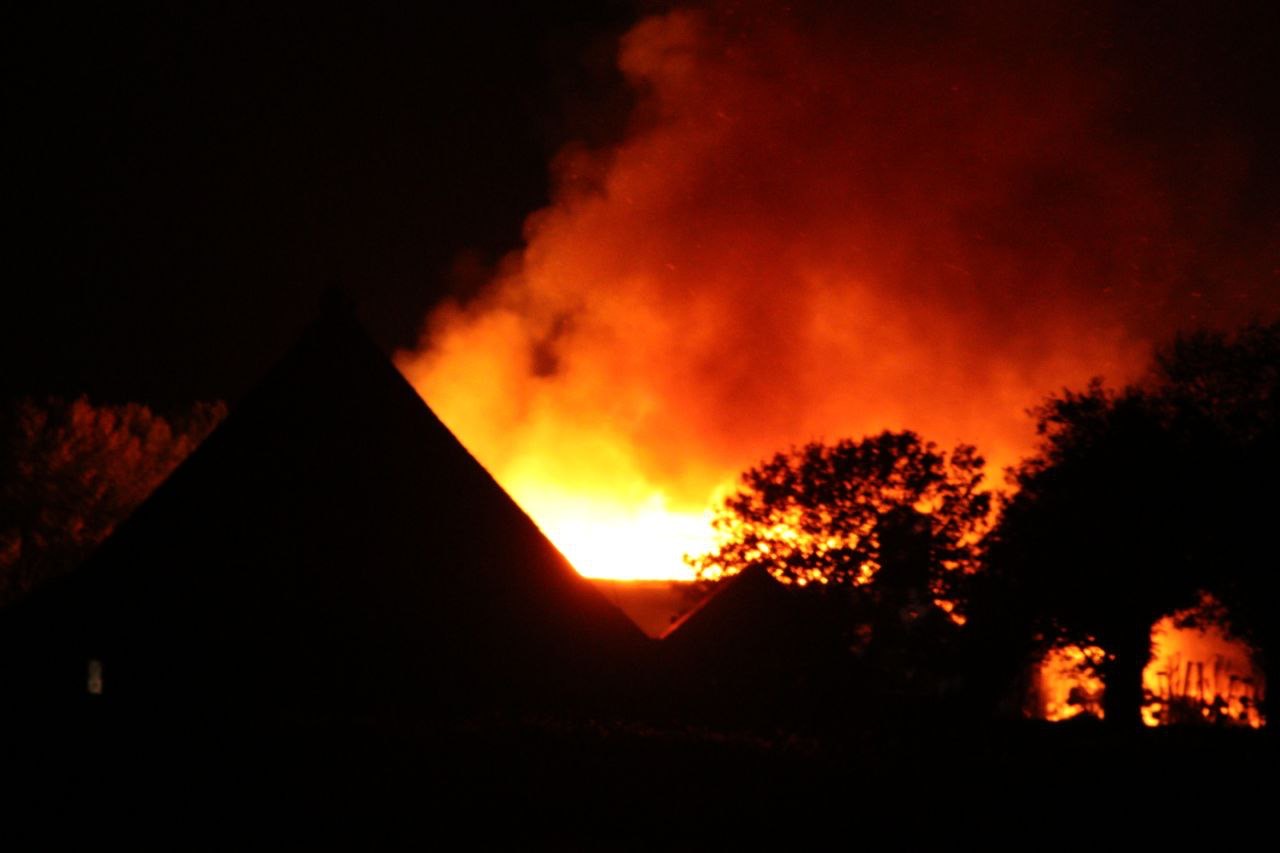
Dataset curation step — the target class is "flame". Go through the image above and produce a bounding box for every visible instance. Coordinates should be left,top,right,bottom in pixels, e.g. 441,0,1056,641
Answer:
515,487,716,581
1142,611,1265,729
398,1,1278,580
1034,598,1265,727
1035,644,1107,722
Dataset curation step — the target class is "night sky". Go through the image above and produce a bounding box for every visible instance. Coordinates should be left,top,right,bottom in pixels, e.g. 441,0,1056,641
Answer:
7,0,1279,411
7,2,635,404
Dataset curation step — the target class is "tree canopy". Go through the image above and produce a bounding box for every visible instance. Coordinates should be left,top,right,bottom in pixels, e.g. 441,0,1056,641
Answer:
685,431,995,709
0,396,224,605
1150,322,1279,718
688,431,992,602
987,320,1280,728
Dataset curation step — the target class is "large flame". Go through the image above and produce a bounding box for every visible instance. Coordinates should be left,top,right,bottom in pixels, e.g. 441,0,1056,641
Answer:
398,2,1277,580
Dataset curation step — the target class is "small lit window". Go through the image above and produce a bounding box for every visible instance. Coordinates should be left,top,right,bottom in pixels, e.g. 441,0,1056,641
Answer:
87,658,103,695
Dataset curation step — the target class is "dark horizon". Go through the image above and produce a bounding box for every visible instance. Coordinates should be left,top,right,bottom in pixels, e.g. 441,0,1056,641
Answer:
6,2,636,404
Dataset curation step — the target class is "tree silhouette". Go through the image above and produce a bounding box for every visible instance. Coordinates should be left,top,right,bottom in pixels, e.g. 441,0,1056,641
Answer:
988,321,1280,730
1151,322,1279,721
687,431,994,705
689,431,991,592
0,396,224,605
989,383,1196,730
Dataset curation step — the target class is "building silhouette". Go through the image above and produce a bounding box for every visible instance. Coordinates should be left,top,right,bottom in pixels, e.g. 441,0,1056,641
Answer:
0,298,649,724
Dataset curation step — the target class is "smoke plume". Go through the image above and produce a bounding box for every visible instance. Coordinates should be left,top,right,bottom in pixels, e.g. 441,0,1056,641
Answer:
398,1,1279,578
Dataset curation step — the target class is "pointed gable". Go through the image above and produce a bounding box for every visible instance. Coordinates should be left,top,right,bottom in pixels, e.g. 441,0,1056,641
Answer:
661,565,850,721
662,564,829,666
9,302,647,714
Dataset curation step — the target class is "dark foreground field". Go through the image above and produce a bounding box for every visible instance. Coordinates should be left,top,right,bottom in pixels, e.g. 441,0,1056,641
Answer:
4,702,1274,848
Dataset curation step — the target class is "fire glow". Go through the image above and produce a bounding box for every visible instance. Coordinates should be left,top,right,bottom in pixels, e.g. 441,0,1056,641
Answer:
1142,612,1265,728
506,485,717,582
398,2,1275,580
1035,643,1106,722
1034,605,1265,728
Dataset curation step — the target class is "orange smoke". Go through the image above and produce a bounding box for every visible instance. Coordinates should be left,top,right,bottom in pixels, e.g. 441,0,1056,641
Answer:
398,2,1276,579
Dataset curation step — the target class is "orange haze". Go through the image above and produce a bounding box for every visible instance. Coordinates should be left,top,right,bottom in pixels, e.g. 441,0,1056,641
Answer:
398,2,1278,580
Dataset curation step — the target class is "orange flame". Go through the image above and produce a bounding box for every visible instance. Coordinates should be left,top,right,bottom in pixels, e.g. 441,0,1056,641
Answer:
1142,610,1265,729
397,2,1277,580
1034,598,1265,727
1034,644,1107,722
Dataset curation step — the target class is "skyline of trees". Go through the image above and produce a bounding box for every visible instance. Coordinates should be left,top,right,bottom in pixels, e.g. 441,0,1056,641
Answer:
689,319,1278,727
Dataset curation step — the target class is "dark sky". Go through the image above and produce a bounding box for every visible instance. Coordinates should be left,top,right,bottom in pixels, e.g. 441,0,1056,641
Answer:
7,1,1279,407
7,2,636,404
